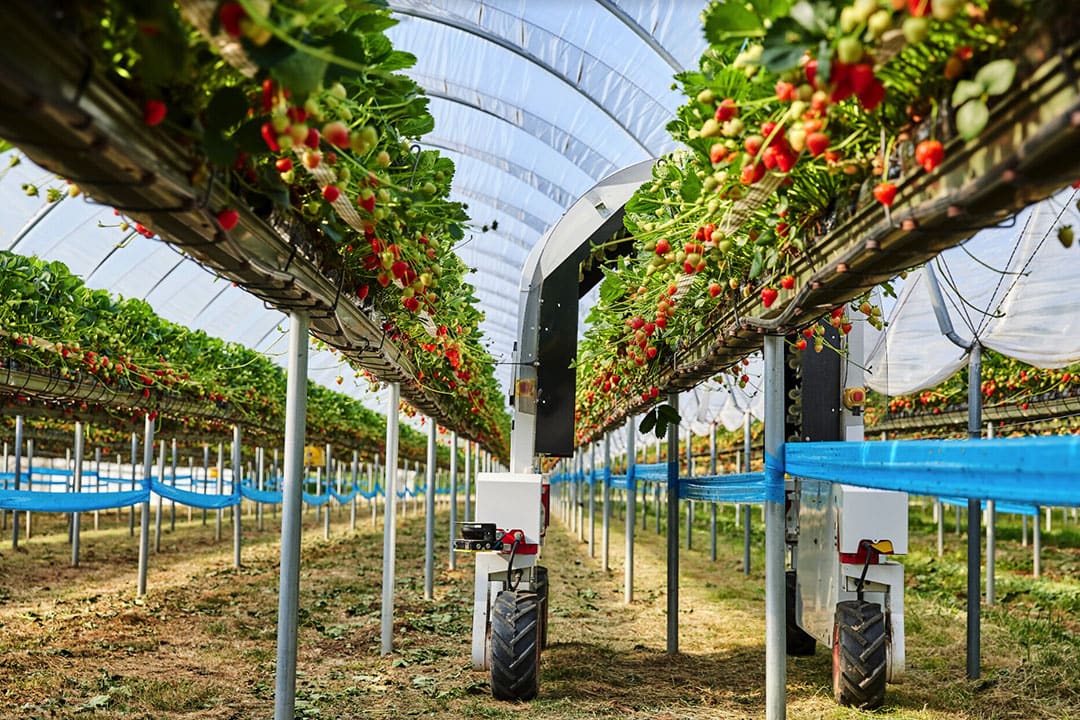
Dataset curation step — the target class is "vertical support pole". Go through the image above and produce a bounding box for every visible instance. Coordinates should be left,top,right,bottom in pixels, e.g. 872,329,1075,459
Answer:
685,429,693,550
602,433,611,572
350,450,358,533
449,432,458,570
464,441,472,523
202,444,210,526
937,500,945,557
94,447,102,531
709,423,717,562
666,393,680,655
1021,514,1028,548
763,333,786,720
744,411,753,576
187,457,194,523
985,424,995,606
136,415,154,597
23,438,32,540
11,415,22,549
170,439,177,532
274,311,308,720
233,424,242,569
1033,507,1042,578
381,383,401,655
257,447,266,532
588,443,596,558
323,445,331,540
625,418,636,604
966,344,982,680
424,419,437,600
272,448,279,521
371,455,379,528
216,442,224,542
130,432,138,537
154,440,165,553
71,422,83,567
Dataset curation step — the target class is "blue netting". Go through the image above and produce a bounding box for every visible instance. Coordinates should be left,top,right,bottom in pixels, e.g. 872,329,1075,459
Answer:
0,487,147,512
152,480,240,510
939,497,1040,516
679,472,766,504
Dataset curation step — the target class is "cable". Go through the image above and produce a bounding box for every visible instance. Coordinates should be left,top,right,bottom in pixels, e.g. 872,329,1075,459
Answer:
505,536,523,592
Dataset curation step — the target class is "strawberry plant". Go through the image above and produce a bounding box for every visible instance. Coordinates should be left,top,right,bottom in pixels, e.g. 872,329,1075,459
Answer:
573,0,1076,438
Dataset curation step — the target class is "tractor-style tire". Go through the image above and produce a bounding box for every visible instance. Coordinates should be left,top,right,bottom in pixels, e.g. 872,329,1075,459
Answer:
832,600,887,709
534,566,549,649
490,590,541,701
786,570,816,656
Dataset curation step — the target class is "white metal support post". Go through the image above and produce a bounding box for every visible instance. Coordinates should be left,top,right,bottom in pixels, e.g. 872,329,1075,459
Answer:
136,415,154,597
155,440,165,553
589,442,596,557
686,429,693,550
424,418,436,600
71,421,83,567
216,441,224,542
966,344,982,679
257,447,265,532
12,415,22,549
129,432,137,537
274,311,309,720
625,418,635,604
743,410,753,575
763,333,786,720
666,392,680,655
350,450,358,533
602,433,611,572
381,382,401,655
170,439,177,532
233,424,243,568
449,432,458,570
709,423,718,562
463,441,472,522
324,444,332,540
94,447,102,530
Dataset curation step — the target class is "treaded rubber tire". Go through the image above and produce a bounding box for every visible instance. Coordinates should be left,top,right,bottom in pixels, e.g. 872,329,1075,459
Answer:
832,600,887,709
490,590,540,701
534,566,549,650
786,570,816,656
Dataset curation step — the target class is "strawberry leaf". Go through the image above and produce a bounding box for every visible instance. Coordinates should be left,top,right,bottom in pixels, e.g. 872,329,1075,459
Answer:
974,59,1016,97
956,99,990,141
951,79,984,107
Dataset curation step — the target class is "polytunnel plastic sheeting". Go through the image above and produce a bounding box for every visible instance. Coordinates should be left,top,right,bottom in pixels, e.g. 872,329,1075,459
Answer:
678,355,766,436
866,186,1080,396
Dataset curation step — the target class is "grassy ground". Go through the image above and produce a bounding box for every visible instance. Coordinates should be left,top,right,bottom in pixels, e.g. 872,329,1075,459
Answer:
0,496,1077,719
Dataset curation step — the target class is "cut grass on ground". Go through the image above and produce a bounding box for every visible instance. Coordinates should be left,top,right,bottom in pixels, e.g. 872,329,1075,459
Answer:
0,497,1077,718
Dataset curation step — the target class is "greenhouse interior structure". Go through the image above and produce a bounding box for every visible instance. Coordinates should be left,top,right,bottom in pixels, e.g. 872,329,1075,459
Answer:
1,1,1080,718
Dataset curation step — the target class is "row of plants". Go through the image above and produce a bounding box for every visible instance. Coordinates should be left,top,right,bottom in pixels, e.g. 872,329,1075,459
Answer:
0,251,444,464
573,0,1076,442
10,0,508,454
863,347,1080,430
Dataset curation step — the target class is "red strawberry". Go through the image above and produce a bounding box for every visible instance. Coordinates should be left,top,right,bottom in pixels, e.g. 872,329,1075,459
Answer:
275,157,293,172
714,98,739,122
914,139,944,172
761,286,779,308
217,208,239,231
219,2,245,37
805,59,819,88
304,127,321,149
322,121,350,148
322,185,341,202
803,327,815,339
744,135,764,157
857,78,886,111
260,122,280,152
143,100,167,127
796,338,808,351
908,0,932,17
655,238,670,255
358,189,376,213
775,81,796,102
850,64,875,95
741,161,766,185
709,143,728,164
780,275,795,290
806,132,830,157
873,182,897,207
708,282,722,297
